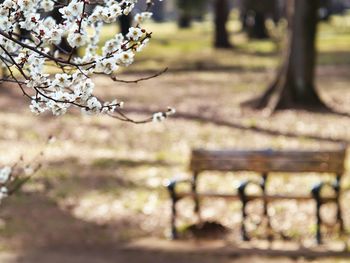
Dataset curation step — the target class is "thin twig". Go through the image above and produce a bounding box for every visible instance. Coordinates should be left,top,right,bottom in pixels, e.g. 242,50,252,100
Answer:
111,67,168,83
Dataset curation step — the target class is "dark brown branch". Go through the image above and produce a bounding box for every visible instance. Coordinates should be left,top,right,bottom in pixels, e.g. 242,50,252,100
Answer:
111,67,168,83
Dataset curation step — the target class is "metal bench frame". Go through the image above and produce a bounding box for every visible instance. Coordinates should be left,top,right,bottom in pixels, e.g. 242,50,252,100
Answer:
166,148,346,244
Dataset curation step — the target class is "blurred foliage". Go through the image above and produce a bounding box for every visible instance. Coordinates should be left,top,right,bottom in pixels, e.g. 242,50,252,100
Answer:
241,0,277,14
176,0,206,11
92,11,350,73
176,0,208,20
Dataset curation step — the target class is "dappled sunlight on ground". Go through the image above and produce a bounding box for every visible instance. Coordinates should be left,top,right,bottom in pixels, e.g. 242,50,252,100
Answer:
0,64,350,254
0,14,349,262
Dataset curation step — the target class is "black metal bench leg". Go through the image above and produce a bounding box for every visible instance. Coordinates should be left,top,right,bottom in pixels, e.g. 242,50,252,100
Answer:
261,174,270,223
192,172,200,220
334,174,344,233
238,182,249,241
261,174,268,218
261,173,272,238
167,182,178,239
312,183,323,244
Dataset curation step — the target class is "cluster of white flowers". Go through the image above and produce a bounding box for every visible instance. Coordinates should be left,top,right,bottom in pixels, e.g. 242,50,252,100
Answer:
0,166,11,184
152,107,176,122
0,166,11,202
0,162,41,203
0,0,173,121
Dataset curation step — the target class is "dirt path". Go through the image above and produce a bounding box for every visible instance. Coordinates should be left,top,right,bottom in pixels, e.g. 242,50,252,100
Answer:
1,237,349,263
0,250,335,263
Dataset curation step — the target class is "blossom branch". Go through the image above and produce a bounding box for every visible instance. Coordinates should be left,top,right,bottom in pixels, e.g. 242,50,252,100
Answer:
0,0,174,122
111,67,168,83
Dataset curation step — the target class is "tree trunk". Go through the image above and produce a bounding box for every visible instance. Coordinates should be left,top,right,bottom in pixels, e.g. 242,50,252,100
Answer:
176,0,192,28
240,0,275,39
247,11,269,39
178,13,192,28
152,0,165,22
214,0,232,48
244,0,327,112
119,14,132,36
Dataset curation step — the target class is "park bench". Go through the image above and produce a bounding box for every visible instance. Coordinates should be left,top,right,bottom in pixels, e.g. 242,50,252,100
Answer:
166,147,346,244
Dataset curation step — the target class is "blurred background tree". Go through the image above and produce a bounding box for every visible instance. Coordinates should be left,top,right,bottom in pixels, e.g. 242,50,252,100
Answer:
119,14,132,36
239,0,279,39
214,0,232,48
176,0,207,28
244,0,326,112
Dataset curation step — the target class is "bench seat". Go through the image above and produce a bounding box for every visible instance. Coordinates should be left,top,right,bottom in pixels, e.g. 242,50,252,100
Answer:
166,147,346,244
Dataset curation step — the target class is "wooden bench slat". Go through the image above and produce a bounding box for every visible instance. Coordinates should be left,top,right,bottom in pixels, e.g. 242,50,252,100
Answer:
176,192,337,203
190,148,346,173
176,192,240,200
192,149,346,158
191,161,344,173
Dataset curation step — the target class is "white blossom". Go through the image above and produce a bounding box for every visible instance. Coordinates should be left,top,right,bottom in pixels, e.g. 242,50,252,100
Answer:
152,107,176,122
0,0,171,120
0,167,11,184
40,0,55,12
0,187,8,202
134,12,153,24
126,27,144,41
152,112,165,122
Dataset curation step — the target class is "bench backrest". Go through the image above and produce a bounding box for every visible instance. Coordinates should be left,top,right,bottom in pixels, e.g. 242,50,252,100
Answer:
190,148,346,174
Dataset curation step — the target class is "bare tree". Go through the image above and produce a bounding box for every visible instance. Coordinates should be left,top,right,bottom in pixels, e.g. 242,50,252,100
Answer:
244,0,327,112
214,0,232,48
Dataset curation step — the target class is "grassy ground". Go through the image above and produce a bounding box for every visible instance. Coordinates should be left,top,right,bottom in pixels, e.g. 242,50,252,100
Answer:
0,13,349,263
98,11,350,72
